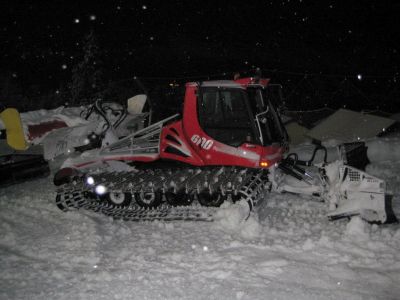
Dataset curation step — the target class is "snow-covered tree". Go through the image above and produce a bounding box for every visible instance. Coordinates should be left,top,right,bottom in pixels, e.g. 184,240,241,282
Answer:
70,31,104,105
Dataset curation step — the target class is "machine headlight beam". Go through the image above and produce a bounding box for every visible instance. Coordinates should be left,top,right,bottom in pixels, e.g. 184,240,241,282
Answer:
86,176,95,185
95,184,107,195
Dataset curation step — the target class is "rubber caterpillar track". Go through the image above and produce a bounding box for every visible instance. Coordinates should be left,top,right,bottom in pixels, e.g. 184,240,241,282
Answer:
55,167,270,221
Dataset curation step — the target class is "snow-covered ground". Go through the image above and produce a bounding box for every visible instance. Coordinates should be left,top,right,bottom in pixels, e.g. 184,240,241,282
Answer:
1,137,400,300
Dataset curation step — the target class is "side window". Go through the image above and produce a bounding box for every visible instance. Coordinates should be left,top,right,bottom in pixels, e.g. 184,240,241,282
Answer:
198,88,256,147
263,89,286,143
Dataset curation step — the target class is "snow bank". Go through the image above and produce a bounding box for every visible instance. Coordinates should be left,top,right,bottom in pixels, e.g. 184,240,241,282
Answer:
366,137,400,163
214,201,262,239
1,135,400,299
344,216,370,240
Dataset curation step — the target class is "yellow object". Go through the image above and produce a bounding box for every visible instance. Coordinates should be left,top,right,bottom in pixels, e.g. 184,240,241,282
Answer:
0,108,28,150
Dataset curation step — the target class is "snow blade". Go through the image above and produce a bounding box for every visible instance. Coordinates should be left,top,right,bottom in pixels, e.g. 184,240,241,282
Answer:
327,166,397,224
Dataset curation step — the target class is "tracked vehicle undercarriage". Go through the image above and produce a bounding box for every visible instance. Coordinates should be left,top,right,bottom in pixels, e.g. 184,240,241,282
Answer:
56,166,268,221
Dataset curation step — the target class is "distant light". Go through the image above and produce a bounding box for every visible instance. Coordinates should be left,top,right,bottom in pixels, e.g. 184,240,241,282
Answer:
74,18,80,24
260,161,269,168
149,36,154,41
142,5,147,10
61,64,67,70
382,128,386,132
357,74,362,80
89,15,96,21
86,176,95,185
95,185,107,195
357,137,360,140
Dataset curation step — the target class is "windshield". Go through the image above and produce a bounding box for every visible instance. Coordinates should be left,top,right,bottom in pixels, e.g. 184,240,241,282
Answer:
198,87,259,147
198,86,287,147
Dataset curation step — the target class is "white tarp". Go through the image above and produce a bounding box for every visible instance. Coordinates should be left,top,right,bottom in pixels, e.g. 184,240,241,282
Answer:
306,109,395,143
285,122,311,145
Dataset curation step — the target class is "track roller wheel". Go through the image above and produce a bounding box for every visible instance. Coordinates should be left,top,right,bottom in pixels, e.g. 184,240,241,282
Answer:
231,192,242,203
198,191,226,207
135,191,162,208
106,191,132,207
165,189,194,206
55,194,67,211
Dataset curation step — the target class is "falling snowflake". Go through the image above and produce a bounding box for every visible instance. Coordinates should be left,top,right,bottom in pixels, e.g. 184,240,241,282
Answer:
61,64,67,70
89,15,96,21
74,18,80,24
142,5,147,10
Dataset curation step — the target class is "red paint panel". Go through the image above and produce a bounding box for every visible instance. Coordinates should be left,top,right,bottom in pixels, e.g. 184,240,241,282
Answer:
27,120,67,140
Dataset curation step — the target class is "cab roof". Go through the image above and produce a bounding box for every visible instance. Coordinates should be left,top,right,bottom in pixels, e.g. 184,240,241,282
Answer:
186,77,270,89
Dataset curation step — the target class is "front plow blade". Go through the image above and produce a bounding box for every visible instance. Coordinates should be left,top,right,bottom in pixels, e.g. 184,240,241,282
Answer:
327,166,397,224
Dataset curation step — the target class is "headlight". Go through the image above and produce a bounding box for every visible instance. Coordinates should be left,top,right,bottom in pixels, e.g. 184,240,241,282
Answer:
86,176,95,185
95,185,107,195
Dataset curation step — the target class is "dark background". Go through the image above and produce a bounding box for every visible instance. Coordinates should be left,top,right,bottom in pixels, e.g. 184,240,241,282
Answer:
1,1,399,112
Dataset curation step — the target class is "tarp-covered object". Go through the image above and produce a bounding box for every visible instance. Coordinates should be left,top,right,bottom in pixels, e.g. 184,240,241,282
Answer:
306,109,396,143
284,122,311,145
283,108,335,145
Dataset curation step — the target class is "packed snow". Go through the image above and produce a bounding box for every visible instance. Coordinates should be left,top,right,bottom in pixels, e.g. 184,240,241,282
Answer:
1,136,400,299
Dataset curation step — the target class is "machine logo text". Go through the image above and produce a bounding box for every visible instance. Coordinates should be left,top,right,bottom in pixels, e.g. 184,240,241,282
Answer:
191,134,213,150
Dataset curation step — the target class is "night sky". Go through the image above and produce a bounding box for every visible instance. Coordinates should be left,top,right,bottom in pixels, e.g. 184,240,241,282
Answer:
1,1,399,110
